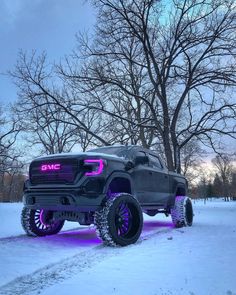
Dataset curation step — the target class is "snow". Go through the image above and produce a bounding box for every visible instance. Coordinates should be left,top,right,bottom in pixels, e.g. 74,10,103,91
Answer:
0,200,236,295
0,203,85,239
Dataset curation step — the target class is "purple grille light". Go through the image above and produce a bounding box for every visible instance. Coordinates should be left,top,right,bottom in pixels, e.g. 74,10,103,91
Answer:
84,159,104,176
41,163,61,172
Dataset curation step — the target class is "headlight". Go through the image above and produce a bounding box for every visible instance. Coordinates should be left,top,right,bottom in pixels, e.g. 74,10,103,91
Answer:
84,159,105,176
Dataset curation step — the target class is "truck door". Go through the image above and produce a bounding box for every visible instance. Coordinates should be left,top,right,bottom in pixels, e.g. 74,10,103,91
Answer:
130,151,153,204
147,153,170,204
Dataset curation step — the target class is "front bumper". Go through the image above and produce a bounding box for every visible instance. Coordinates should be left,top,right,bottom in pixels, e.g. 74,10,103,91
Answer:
23,191,105,212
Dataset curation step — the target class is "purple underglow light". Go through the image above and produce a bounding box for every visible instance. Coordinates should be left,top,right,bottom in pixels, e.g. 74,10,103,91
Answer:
41,163,61,172
84,159,104,176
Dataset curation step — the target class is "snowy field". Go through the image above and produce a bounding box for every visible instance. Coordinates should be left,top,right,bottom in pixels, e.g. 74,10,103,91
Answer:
0,200,236,295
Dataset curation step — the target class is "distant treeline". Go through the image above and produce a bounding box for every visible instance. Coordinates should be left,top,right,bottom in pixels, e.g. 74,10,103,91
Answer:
1,171,235,203
190,172,236,201
0,173,26,202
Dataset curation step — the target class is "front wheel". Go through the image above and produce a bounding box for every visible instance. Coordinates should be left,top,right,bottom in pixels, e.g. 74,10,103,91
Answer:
21,207,64,237
171,196,193,228
95,193,143,246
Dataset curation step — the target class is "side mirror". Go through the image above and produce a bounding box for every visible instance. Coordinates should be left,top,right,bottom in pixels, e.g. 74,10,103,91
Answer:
125,161,135,171
135,155,149,166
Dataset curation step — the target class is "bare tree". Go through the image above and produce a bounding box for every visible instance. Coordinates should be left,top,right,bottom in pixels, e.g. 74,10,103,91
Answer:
212,153,235,201
58,0,236,172
0,104,22,173
11,51,113,151
99,92,157,147
197,176,208,202
15,100,78,154
231,170,236,200
11,0,236,173
212,173,222,198
0,104,24,202
180,139,205,179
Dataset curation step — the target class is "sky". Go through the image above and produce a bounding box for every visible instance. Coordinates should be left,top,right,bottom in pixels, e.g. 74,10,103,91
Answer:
0,0,95,103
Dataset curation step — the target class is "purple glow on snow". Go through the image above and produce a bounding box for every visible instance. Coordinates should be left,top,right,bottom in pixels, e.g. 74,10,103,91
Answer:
143,220,174,231
59,228,101,245
84,159,104,176
41,163,61,172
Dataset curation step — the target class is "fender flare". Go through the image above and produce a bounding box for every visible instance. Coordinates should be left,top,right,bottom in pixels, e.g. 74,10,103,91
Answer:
103,171,135,196
175,184,187,197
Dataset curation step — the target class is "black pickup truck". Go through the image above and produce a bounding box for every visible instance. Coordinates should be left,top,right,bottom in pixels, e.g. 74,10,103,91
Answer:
21,145,193,246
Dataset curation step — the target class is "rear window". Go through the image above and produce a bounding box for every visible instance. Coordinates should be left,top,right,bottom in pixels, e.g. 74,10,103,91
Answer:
148,154,163,169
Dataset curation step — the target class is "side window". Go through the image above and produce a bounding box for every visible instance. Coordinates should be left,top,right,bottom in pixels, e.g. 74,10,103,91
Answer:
136,151,146,157
148,154,163,169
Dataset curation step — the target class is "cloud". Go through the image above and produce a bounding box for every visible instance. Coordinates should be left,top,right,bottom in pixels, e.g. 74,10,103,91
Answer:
0,0,40,26
0,0,95,56
0,0,95,102
2,0,22,18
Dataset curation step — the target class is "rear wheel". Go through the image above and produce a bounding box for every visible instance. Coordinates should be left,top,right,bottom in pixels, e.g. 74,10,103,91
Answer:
171,196,193,228
95,193,143,246
21,207,64,236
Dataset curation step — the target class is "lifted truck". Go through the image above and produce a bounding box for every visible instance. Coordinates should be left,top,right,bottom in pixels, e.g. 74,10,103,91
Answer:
21,145,193,246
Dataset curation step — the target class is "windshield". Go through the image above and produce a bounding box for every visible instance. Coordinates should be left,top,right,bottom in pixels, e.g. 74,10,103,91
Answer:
88,146,130,158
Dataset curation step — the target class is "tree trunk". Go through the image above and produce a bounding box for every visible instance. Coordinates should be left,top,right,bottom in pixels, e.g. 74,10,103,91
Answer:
174,145,181,174
163,132,174,171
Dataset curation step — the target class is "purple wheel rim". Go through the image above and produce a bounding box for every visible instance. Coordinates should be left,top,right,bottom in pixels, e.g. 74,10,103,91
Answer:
34,209,58,232
115,202,132,237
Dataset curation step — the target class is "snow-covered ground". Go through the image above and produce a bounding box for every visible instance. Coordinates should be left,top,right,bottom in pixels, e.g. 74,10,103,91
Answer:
0,200,236,295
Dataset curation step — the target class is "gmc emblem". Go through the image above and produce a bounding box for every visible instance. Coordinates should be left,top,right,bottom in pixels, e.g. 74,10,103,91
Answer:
41,164,61,171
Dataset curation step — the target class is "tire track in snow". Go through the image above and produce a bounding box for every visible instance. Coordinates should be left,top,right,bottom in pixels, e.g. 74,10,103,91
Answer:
0,226,87,244
0,227,174,295
0,244,113,295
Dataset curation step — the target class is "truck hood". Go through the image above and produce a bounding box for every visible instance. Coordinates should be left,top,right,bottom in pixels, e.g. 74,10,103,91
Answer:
35,151,125,162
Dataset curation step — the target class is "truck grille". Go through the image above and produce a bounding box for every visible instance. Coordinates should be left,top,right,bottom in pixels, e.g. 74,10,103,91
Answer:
30,158,79,185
